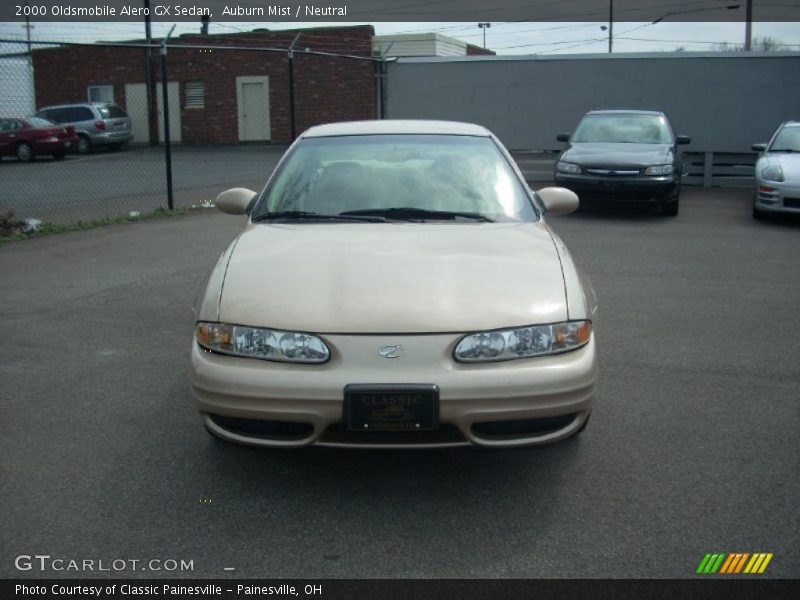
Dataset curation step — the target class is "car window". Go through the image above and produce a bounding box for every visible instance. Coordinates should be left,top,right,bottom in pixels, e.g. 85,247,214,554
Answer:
572,114,672,144
39,109,62,122
47,107,94,122
99,105,127,119
0,119,13,132
71,107,95,121
770,126,800,152
26,117,55,128
257,135,536,222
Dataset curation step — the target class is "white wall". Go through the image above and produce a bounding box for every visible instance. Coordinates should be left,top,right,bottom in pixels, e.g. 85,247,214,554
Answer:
0,56,35,117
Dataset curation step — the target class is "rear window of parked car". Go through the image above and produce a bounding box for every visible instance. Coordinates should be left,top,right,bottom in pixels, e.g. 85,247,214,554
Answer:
98,105,128,119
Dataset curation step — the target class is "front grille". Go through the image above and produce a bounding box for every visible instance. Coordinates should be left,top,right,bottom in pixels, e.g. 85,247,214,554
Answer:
209,414,314,441
585,168,641,176
319,423,466,445
471,414,577,440
783,197,800,209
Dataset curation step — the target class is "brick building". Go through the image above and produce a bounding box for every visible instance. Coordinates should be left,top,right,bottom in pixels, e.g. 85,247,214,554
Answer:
32,26,378,145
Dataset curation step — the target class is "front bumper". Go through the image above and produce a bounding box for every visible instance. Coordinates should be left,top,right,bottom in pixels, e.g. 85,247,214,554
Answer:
555,172,677,201
754,181,800,214
190,333,598,449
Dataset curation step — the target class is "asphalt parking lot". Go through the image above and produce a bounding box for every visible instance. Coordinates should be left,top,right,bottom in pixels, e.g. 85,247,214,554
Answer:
1,188,798,579
0,146,287,224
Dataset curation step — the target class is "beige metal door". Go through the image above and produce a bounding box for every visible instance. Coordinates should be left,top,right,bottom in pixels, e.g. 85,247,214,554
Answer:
237,76,270,141
124,82,181,143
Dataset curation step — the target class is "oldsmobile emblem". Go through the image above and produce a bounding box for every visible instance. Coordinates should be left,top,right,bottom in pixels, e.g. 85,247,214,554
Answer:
378,345,405,359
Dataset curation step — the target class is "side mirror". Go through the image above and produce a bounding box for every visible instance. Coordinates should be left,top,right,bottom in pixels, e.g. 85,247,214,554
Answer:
556,133,570,143
537,187,579,215
216,188,256,215
676,135,691,145
751,143,767,152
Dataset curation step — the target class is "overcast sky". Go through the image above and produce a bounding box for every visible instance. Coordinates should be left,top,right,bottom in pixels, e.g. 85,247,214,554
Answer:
1,20,798,54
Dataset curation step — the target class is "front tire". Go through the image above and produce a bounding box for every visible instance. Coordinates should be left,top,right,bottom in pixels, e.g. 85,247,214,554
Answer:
77,135,91,154
576,411,591,434
660,187,680,216
16,142,33,162
752,204,767,221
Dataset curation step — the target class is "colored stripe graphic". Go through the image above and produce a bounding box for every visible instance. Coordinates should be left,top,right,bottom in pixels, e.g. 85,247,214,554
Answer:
734,553,750,573
758,553,773,573
745,554,761,573
719,554,736,574
700,552,773,574
709,553,726,573
696,554,712,574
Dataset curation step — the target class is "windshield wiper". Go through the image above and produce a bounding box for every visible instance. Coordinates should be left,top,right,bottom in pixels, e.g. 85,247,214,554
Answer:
339,207,494,222
252,210,385,223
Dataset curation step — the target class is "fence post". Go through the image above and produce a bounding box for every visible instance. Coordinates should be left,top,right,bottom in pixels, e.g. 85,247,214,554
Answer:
160,26,176,210
703,152,714,188
287,34,301,142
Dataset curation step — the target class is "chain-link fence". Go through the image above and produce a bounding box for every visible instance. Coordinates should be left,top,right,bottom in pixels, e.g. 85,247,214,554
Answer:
0,27,383,229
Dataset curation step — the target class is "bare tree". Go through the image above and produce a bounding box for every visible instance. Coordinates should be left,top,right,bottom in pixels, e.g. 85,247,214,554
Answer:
712,36,787,52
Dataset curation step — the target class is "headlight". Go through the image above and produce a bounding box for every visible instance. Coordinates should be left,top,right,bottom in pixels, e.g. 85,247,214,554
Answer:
644,164,673,176
760,165,784,182
454,321,591,363
196,322,330,363
556,161,581,174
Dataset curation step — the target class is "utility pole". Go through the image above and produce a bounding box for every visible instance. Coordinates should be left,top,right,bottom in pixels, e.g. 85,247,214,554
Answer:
608,0,614,53
744,0,753,50
287,33,301,141
23,2,33,55
478,23,491,49
161,25,176,210
144,0,158,146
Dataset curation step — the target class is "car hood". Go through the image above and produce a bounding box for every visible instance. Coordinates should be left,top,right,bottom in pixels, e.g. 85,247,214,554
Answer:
219,222,568,334
759,152,800,185
561,143,673,168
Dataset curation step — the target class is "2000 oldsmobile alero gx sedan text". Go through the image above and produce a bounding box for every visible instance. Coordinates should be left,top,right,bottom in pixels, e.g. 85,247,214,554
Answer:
190,120,598,449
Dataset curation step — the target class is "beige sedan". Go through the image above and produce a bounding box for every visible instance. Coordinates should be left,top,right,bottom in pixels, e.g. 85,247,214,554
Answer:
190,120,598,448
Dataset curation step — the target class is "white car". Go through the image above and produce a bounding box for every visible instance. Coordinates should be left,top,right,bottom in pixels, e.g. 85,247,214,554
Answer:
190,120,598,449
752,120,800,220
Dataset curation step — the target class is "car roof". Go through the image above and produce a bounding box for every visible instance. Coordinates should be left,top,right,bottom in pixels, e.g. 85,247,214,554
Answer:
585,109,666,116
302,120,492,138
37,103,117,110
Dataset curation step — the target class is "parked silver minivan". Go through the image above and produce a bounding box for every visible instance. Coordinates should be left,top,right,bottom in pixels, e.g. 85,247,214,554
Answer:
35,103,133,153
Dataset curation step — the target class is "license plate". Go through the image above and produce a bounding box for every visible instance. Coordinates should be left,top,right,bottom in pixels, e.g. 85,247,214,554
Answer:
344,384,439,432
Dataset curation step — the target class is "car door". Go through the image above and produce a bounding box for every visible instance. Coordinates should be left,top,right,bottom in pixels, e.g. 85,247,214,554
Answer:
0,119,21,156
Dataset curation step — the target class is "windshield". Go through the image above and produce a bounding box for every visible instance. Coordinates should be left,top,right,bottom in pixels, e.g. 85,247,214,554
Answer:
255,134,536,222
770,125,800,152
26,117,55,128
572,114,672,144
